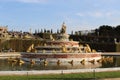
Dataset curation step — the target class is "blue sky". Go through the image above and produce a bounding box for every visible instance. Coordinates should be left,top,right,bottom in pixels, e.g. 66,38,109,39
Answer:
0,0,120,33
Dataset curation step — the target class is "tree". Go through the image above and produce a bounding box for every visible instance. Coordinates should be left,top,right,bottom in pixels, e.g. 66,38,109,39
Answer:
41,29,43,33
35,29,37,34
115,25,120,36
71,31,73,35
51,29,53,33
98,25,114,36
44,29,46,33
94,29,99,36
57,29,59,33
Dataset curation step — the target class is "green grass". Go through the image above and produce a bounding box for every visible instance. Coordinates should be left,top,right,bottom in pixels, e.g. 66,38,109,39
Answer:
0,71,120,80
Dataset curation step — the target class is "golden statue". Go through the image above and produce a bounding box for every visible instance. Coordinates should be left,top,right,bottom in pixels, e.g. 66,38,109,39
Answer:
60,22,66,34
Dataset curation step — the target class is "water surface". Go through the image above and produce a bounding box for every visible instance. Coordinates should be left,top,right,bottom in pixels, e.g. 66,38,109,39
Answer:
0,56,119,71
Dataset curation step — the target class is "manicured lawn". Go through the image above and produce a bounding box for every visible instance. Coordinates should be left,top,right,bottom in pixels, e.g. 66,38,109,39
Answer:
0,71,120,80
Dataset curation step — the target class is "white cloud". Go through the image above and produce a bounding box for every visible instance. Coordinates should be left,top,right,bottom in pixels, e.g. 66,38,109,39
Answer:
76,13,85,17
17,0,47,3
1,0,48,3
76,11,118,18
88,12,103,18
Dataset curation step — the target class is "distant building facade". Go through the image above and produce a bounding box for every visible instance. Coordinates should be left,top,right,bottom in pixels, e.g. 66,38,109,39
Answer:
0,26,8,38
0,26,8,33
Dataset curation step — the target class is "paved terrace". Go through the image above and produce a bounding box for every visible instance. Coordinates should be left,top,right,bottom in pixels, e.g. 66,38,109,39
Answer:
0,52,21,58
101,52,120,56
0,67,120,75
0,52,120,56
